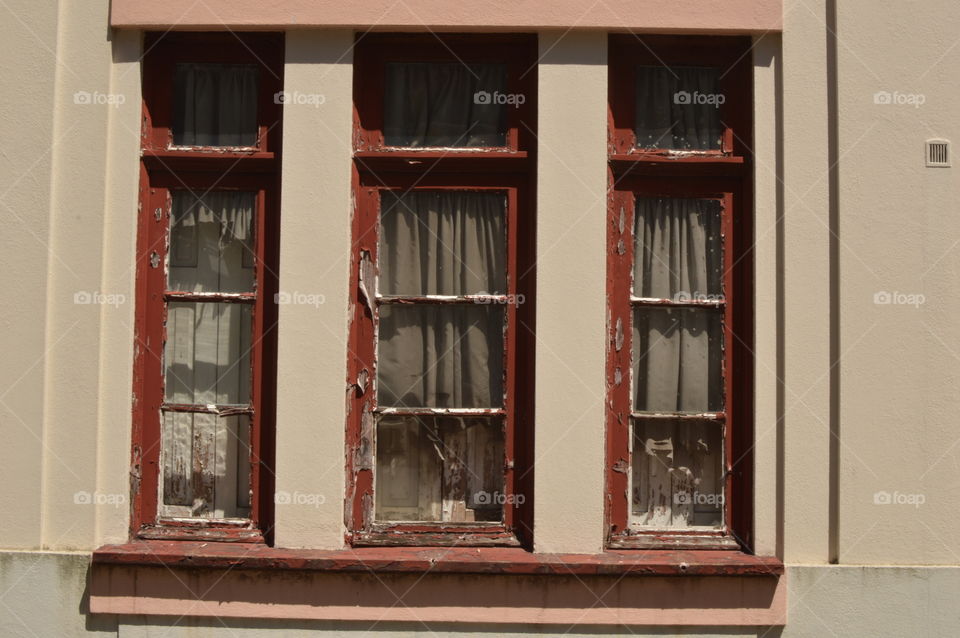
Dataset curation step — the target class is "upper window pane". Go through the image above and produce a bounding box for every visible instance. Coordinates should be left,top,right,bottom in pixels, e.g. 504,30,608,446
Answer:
172,63,259,147
384,63,507,147
633,197,723,301
168,191,256,293
379,190,507,296
635,66,722,151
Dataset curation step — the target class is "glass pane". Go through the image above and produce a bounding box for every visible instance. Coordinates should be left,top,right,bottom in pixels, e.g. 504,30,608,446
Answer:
384,63,508,147
379,191,507,296
173,63,259,147
168,191,256,293
633,307,722,412
161,412,251,519
632,419,723,528
378,304,504,409
375,415,504,522
633,197,723,301
164,302,252,405
635,66,723,151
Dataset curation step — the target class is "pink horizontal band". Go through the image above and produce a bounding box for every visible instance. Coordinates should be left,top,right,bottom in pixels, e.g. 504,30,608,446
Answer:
111,0,782,33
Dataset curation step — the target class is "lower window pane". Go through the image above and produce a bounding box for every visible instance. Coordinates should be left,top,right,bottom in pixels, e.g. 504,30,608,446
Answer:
375,415,504,523
160,413,251,519
633,307,723,412
631,419,723,529
377,304,504,408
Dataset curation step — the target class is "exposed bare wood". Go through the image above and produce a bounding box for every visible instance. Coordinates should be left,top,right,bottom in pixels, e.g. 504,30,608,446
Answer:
631,296,725,308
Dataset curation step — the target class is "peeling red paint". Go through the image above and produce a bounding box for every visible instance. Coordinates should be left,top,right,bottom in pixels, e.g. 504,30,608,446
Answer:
93,542,783,576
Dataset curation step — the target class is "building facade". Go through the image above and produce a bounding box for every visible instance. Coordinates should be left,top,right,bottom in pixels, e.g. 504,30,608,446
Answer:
1,0,959,635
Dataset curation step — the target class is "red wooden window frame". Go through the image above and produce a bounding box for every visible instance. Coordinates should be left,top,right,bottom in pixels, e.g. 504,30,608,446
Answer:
605,35,755,551
130,33,283,543
347,34,537,548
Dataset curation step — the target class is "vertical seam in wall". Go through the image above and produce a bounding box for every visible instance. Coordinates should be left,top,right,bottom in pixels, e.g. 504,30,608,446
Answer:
827,0,841,566
39,0,69,549
774,37,785,561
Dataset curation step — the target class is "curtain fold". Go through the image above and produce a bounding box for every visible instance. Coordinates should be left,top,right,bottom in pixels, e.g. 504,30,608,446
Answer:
379,191,506,296
384,63,507,147
169,191,256,293
633,307,722,413
635,66,722,150
376,190,507,409
634,197,722,300
173,63,259,147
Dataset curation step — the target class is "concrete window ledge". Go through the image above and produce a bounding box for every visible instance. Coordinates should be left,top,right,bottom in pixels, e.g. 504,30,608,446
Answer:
90,543,786,625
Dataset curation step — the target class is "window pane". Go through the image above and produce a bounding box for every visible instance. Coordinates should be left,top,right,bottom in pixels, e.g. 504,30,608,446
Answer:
635,66,722,151
384,63,507,147
633,197,722,301
375,415,504,522
173,63,259,147
633,307,722,412
631,419,723,528
379,191,507,296
164,302,252,405
161,412,251,519
168,191,256,293
378,304,504,409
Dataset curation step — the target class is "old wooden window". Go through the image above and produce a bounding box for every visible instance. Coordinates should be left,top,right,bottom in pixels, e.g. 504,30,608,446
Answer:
348,34,536,546
130,33,283,541
606,36,755,550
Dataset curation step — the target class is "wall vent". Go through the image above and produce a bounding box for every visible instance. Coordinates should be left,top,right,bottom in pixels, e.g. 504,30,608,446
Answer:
926,139,951,167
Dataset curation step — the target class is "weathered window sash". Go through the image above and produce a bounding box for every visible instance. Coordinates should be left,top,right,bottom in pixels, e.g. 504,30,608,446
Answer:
605,35,755,551
348,34,536,547
130,33,282,542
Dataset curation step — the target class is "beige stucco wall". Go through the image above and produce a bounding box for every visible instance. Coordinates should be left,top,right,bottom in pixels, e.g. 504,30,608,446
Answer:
2,0,960,634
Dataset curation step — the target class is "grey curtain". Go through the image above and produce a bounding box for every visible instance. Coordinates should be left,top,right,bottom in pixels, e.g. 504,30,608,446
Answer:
635,66,722,150
173,63,259,147
376,191,507,409
379,190,506,296
634,197,722,300
384,63,507,147
169,191,256,293
633,197,723,412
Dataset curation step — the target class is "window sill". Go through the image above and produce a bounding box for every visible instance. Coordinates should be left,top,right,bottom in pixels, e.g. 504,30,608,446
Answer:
90,542,785,625
92,541,782,576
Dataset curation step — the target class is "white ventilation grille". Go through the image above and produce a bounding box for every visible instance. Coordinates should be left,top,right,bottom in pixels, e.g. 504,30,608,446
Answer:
926,139,951,167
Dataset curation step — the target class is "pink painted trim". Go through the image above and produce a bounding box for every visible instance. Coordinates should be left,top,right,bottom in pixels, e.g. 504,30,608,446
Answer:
111,0,782,33
90,565,787,625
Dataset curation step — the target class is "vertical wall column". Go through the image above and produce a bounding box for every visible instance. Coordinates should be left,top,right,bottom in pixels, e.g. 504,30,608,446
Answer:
274,30,354,548
534,31,608,553
782,0,833,563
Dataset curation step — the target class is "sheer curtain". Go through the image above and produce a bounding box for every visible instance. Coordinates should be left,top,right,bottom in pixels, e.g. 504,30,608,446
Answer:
635,66,722,151
384,63,507,147
634,197,722,300
633,198,723,413
169,191,256,293
379,191,506,295
376,190,507,409
173,63,259,147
